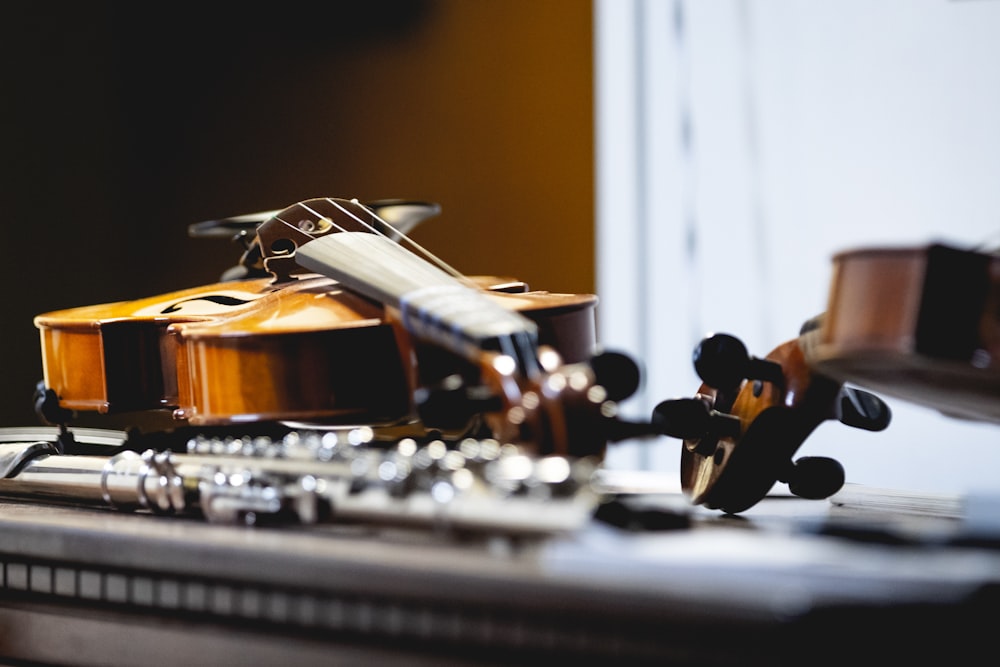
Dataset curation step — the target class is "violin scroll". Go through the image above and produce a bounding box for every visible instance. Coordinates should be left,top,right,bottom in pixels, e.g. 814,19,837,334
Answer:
666,332,890,514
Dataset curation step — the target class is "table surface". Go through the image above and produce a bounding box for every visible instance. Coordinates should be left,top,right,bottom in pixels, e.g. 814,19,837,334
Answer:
0,474,997,666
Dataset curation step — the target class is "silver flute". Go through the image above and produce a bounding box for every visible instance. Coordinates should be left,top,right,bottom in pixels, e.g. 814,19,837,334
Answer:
0,427,600,535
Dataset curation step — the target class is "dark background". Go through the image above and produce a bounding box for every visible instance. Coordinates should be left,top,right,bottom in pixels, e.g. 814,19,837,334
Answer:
1,1,593,428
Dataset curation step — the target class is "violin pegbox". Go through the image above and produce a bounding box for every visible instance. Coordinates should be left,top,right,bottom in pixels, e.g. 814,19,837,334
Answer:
497,347,614,458
489,347,661,458
415,347,651,459
664,333,891,514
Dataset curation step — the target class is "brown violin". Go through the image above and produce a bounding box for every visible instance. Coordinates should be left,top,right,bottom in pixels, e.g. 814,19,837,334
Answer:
656,240,1000,513
35,197,645,458
805,242,1000,424
651,326,890,514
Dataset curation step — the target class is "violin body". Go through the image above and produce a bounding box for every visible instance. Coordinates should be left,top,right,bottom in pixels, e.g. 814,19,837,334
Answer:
35,196,658,461
35,273,598,428
807,243,1000,423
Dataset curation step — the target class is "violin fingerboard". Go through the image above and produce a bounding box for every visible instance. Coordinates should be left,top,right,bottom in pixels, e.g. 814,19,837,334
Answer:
295,232,538,358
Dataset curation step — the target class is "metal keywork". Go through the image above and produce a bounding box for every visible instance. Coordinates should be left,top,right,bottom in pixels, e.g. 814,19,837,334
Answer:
0,429,601,536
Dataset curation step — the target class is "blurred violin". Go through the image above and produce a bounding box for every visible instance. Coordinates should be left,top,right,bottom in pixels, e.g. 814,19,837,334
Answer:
34,197,647,458
805,242,1000,424
655,239,999,514
654,327,891,514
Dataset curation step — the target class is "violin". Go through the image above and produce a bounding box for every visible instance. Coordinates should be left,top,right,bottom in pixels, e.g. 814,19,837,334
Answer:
803,242,1000,424
657,240,1000,514
34,197,646,459
653,326,891,514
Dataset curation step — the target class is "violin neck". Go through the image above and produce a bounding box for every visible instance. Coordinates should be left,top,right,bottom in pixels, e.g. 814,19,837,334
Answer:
295,232,540,371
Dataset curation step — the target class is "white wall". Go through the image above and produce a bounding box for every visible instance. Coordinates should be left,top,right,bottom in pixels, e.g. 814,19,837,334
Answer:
595,0,1000,494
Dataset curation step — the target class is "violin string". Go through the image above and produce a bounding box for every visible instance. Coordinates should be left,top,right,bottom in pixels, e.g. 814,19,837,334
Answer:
328,198,471,283
282,199,391,253
270,197,540,372
299,199,474,290
294,200,400,277
277,198,473,287
270,201,440,289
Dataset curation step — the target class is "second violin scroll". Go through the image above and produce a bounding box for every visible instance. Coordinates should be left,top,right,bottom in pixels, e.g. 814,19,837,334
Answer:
654,327,891,514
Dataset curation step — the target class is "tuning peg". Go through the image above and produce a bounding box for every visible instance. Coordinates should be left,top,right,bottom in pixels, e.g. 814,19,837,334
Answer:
33,381,74,427
693,333,784,392
780,456,845,501
414,375,503,430
651,398,741,441
588,350,643,402
837,387,891,431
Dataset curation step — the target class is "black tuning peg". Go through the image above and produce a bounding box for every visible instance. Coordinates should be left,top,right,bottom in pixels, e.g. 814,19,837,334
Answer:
32,382,78,455
838,386,891,431
693,333,784,392
414,375,504,430
590,401,710,444
651,398,741,441
588,350,643,402
33,381,73,427
780,456,846,501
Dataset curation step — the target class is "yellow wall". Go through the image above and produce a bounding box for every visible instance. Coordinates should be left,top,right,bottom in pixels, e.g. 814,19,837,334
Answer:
3,1,594,427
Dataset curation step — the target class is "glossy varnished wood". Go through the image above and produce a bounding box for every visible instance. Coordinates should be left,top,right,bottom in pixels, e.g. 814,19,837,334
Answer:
680,337,840,512
35,274,597,427
809,244,1000,423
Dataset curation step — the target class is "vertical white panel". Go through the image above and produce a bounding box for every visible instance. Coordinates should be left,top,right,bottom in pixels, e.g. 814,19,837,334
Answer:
596,0,1000,494
594,0,645,469
636,0,698,474
596,0,700,474
594,0,639,357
